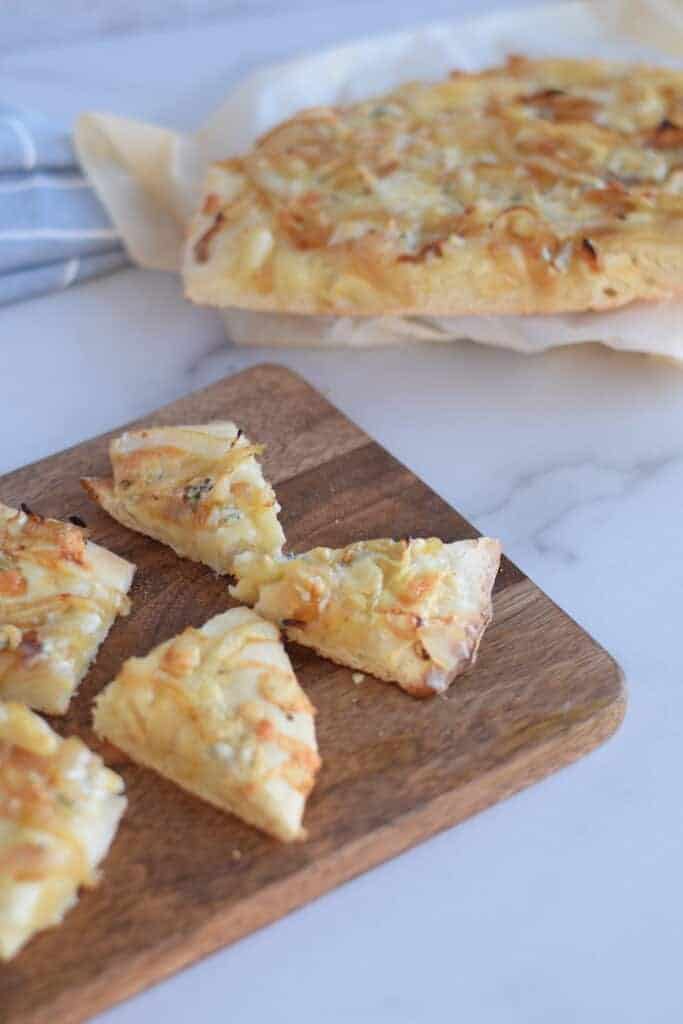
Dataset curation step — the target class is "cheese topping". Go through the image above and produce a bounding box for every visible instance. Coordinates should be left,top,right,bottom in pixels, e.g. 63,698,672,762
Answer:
0,503,135,715
94,607,320,842
231,537,501,697
184,57,683,315
82,422,285,574
0,701,126,960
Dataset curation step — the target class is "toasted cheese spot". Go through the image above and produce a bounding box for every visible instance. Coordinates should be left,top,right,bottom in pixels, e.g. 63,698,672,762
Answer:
55,524,87,565
0,701,126,960
231,537,501,698
0,570,27,596
184,57,683,316
202,192,222,216
255,718,275,741
0,503,135,715
94,607,320,842
161,633,202,677
81,422,285,576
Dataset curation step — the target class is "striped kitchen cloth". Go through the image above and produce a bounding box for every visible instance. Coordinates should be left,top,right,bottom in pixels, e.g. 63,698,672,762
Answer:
0,103,129,308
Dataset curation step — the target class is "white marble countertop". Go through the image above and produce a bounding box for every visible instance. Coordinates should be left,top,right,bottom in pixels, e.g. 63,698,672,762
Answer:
2,4,682,1021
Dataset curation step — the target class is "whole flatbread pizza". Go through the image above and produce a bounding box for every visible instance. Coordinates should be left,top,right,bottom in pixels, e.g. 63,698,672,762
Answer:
183,57,683,316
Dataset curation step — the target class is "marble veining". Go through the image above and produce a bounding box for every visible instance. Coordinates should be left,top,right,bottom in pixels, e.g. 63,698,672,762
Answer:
474,451,683,564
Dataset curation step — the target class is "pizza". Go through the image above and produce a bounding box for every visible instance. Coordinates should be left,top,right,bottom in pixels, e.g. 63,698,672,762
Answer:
231,537,501,697
183,57,683,317
82,421,285,574
0,503,135,715
0,701,126,960
94,607,320,841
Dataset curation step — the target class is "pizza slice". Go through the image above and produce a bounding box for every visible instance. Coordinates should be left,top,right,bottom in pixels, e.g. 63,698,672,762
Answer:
82,421,285,575
231,537,501,697
0,701,126,960
94,606,320,842
0,503,135,714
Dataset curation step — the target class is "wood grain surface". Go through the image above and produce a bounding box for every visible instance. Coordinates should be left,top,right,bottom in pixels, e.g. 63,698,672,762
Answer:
0,364,626,1024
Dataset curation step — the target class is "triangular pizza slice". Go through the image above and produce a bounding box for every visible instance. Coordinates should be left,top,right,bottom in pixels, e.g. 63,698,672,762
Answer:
0,701,126,960
82,421,285,574
231,537,501,698
0,502,135,714
94,607,320,842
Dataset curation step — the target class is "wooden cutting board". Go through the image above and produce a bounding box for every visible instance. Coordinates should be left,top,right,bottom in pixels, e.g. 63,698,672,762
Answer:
0,364,625,1024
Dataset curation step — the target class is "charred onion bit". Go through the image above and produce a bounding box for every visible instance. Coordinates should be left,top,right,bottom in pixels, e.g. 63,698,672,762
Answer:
194,212,225,264
580,237,600,269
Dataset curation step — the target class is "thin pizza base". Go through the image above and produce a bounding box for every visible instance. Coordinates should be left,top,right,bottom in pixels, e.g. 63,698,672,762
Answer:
94,607,320,841
232,537,501,697
83,422,284,575
0,702,126,961
183,57,683,317
0,503,135,715
183,56,683,317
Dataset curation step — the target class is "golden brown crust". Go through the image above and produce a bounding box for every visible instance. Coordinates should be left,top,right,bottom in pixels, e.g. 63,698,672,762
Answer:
81,475,112,507
183,57,683,317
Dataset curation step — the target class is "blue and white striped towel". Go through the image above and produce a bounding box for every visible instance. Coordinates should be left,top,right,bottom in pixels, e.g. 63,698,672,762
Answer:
0,104,129,307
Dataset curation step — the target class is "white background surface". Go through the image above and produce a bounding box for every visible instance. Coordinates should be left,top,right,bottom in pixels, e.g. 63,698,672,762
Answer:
1,3,682,1021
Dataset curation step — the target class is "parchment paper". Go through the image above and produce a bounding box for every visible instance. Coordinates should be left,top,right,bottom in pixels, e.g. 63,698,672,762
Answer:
74,0,683,357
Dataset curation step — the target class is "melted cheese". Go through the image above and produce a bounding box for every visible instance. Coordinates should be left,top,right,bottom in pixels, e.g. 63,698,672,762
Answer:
82,421,284,574
94,607,320,842
0,504,135,714
231,537,501,697
0,702,126,960
184,57,683,315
